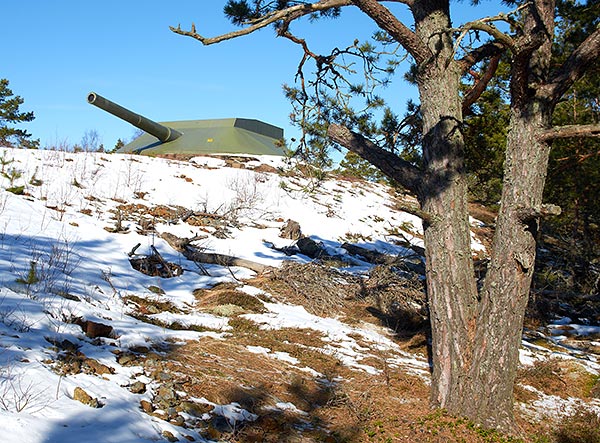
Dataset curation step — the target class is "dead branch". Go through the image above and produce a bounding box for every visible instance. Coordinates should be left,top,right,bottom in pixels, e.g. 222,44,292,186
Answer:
160,232,270,274
543,27,600,105
150,245,173,278
462,54,501,116
169,0,352,46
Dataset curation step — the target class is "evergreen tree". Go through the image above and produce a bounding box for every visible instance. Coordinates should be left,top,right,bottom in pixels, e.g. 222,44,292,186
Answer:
462,57,511,206
543,0,600,255
0,79,39,149
337,150,385,182
110,138,125,154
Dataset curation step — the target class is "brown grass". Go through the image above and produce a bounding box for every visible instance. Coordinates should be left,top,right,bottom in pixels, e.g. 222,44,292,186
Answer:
516,357,597,400
193,283,267,314
127,260,599,442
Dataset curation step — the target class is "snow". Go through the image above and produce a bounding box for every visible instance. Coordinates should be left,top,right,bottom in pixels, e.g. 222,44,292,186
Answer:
0,147,596,441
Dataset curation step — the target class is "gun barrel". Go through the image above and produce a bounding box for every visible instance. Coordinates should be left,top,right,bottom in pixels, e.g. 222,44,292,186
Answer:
87,92,182,143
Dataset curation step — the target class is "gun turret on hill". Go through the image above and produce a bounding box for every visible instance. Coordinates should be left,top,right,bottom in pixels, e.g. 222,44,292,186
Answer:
87,92,284,156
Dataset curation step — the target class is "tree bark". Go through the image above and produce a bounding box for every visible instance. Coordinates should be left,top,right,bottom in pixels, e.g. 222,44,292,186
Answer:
466,107,551,430
412,7,481,423
453,0,557,430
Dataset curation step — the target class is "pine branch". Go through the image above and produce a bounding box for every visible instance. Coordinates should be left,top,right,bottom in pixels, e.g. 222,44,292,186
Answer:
454,3,528,73
538,123,600,142
351,0,430,65
542,27,600,105
458,41,505,73
170,0,352,45
462,54,501,116
327,123,423,195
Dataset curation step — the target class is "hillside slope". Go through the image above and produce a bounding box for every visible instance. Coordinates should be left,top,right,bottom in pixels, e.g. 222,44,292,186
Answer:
0,148,598,442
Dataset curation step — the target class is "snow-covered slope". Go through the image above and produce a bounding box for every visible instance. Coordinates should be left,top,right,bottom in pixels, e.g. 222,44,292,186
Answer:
0,148,597,442
0,148,428,442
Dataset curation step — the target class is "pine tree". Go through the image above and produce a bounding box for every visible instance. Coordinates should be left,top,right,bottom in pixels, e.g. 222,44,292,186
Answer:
0,79,39,149
172,1,600,431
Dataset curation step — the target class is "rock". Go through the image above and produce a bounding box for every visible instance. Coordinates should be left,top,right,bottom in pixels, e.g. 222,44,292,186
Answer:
73,387,101,408
170,415,186,427
155,384,179,408
152,409,170,420
129,381,146,394
162,430,179,442
209,414,232,433
280,219,302,240
75,318,114,339
116,353,137,366
84,358,114,375
129,345,150,354
178,401,212,417
296,237,324,259
140,399,154,413
59,339,80,353
211,304,245,316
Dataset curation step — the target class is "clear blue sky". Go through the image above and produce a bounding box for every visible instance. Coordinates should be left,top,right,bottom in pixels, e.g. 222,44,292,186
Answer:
4,1,507,150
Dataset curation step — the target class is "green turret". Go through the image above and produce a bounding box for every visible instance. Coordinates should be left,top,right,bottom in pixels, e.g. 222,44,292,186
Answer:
87,92,285,156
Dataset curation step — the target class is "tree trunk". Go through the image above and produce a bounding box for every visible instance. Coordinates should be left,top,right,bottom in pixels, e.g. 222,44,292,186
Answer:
465,105,551,430
410,1,482,422
450,1,557,430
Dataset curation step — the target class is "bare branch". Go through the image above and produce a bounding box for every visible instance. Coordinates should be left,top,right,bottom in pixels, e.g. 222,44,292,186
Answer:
516,204,562,223
458,41,505,73
327,123,423,194
555,150,600,163
455,3,529,75
538,123,600,142
351,0,430,65
455,22,515,54
462,54,501,116
161,232,270,274
170,0,352,45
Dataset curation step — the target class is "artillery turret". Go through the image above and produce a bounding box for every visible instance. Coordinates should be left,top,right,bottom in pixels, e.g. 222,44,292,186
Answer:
88,92,182,143
87,92,285,157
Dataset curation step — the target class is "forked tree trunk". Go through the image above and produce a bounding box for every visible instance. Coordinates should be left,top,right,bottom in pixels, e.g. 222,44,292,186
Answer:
328,0,588,433
451,1,557,429
414,1,555,431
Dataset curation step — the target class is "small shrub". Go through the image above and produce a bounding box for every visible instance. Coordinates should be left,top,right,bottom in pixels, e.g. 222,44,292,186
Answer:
0,150,14,173
6,185,25,195
147,285,165,295
16,261,40,285
0,364,49,413
29,168,43,186
2,167,23,187
123,294,181,315
228,316,260,334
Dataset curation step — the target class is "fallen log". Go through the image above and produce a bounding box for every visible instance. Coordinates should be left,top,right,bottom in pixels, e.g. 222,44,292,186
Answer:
160,232,270,274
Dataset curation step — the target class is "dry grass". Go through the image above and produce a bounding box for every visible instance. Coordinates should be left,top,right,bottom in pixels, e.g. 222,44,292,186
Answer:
125,261,599,442
555,407,600,443
193,283,267,314
516,357,597,400
167,331,435,442
251,262,428,337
